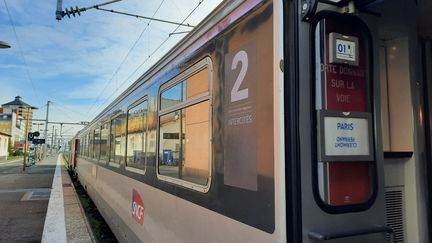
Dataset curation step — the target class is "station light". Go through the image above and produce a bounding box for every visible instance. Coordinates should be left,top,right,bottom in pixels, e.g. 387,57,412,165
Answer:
0,41,11,49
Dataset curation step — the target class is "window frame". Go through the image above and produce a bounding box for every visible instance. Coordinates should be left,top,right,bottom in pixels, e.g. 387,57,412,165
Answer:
87,133,90,157
156,57,213,193
108,112,124,168
310,12,377,213
125,96,149,175
89,129,95,159
93,126,101,161
99,121,110,163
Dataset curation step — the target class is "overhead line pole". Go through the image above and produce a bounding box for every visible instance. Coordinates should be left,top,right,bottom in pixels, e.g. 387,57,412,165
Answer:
23,107,30,171
59,123,63,151
56,0,63,20
43,101,50,159
54,129,57,152
51,126,55,154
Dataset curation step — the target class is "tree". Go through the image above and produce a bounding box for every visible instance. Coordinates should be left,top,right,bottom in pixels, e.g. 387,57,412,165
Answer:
7,138,14,156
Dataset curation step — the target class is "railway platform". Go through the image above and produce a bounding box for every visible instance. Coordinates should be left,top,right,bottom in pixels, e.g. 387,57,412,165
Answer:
0,154,94,243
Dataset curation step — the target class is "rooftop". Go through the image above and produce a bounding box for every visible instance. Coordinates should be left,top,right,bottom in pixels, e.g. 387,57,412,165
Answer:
2,96,33,108
0,131,11,137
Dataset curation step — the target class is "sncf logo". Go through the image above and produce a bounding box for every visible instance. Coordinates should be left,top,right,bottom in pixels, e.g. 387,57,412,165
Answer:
132,189,144,225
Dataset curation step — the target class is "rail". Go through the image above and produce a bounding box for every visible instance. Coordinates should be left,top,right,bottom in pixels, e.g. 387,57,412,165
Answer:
308,225,394,242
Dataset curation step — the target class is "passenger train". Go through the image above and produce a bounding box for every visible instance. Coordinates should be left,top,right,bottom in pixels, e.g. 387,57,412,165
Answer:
68,0,432,242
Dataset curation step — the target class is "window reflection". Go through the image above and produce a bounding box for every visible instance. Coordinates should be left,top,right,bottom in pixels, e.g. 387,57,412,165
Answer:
186,68,209,100
160,82,183,110
94,128,100,160
158,67,210,186
182,101,209,185
126,100,148,170
159,111,181,178
100,123,109,161
84,134,89,157
110,120,115,162
110,114,126,164
89,130,94,158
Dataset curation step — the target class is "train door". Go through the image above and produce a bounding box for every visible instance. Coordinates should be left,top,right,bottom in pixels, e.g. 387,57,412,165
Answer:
423,40,432,243
295,1,388,243
293,0,431,242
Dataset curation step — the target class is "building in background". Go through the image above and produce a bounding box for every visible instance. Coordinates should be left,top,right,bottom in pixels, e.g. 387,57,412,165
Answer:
0,132,11,160
0,108,23,149
0,96,35,151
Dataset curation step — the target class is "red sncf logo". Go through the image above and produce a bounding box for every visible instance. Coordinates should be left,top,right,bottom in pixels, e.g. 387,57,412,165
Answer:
132,189,144,225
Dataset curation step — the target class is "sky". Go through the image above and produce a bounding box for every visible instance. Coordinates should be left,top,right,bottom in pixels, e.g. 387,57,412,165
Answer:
0,0,222,142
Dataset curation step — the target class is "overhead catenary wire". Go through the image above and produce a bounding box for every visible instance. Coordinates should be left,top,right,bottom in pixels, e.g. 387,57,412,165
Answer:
85,0,166,116
61,126,76,136
94,7,195,27
51,102,80,123
168,0,186,19
87,0,205,121
3,0,43,107
52,100,89,119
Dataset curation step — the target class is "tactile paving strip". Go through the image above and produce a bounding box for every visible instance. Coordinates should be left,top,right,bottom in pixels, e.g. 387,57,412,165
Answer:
20,188,51,201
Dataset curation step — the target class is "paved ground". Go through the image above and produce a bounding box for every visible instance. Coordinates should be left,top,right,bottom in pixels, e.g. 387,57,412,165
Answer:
0,154,94,243
0,155,56,242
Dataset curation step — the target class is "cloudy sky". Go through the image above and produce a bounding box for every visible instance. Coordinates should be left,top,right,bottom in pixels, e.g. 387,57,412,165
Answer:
0,0,222,141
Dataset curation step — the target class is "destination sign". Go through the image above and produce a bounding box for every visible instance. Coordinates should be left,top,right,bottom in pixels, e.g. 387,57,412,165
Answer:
324,116,370,157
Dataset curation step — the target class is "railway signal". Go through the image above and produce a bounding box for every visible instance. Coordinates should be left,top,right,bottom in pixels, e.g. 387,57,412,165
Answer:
27,131,40,141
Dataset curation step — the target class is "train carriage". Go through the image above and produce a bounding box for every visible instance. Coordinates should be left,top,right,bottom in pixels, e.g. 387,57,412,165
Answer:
70,0,432,242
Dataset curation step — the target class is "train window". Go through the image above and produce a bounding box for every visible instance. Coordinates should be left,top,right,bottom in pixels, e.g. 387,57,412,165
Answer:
100,123,109,161
183,101,210,184
186,69,209,100
88,130,94,158
126,99,148,171
94,127,101,160
82,135,86,156
85,134,90,157
109,120,115,162
110,113,126,165
85,133,89,157
158,65,211,189
312,15,376,212
160,82,183,110
159,111,181,175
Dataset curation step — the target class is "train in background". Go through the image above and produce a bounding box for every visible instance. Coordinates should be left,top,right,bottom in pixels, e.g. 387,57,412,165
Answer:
67,0,432,242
